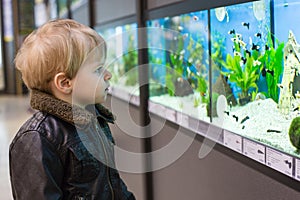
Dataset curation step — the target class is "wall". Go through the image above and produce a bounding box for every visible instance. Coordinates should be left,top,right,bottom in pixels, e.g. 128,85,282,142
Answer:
150,114,300,200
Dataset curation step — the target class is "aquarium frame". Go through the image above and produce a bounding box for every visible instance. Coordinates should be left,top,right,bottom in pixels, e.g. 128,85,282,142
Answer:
93,15,137,32
146,0,259,21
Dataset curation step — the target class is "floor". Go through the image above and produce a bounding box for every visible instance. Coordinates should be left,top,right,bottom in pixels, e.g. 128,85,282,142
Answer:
0,95,31,200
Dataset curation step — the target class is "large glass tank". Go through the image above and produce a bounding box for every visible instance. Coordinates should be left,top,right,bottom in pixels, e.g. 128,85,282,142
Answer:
98,23,139,97
147,11,210,122
211,0,300,157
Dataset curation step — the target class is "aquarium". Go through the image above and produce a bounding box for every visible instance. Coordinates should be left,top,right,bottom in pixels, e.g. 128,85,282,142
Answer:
147,10,210,122
98,23,139,100
211,0,300,158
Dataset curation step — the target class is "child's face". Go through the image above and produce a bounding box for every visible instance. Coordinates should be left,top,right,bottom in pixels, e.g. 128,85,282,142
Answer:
72,46,112,107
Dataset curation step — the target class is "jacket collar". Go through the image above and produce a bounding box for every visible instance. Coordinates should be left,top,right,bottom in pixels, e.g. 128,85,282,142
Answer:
30,90,115,126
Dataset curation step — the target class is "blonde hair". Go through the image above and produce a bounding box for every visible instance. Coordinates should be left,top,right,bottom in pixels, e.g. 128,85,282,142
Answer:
15,19,106,93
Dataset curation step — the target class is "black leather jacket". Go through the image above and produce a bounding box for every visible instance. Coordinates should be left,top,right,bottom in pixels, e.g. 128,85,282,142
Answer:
9,90,135,200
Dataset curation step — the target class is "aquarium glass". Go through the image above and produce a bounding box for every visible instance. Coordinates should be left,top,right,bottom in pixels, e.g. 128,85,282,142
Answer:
211,0,300,157
99,23,139,96
147,11,210,122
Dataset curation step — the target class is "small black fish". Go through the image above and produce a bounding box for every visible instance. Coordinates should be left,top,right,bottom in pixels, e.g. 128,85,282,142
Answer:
242,125,245,129
225,76,229,82
240,116,250,124
265,45,271,51
245,50,251,57
267,69,274,76
241,57,247,64
262,67,266,77
232,114,238,122
293,107,299,111
261,67,274,77
255,33,262,38
228,29,235,35
267,129,281,133
252,43,260,51
224,111,230,116
262,68,274,77
242,22,250,29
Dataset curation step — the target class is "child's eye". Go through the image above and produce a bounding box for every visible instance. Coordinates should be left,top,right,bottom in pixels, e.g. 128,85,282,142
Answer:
95,67,104,74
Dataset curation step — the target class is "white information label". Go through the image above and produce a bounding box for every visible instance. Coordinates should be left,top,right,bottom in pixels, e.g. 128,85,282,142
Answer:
148,103,166,118
223,130,242,153
176,112,189,128
296,159,300,181
165,107,176,122
148,101,156,113
266,148,293,177
243,139,265,164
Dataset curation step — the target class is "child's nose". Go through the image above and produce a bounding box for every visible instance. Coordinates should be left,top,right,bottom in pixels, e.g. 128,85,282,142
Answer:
104,70,112,81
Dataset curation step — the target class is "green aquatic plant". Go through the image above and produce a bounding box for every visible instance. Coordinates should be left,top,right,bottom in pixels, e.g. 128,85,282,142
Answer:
122,26,138,86
221,32,263,102
166,33,208,98
221,53,261,100
196,75,208,103
288,116,300,149
165,33,185,96
259,33,284,103
211,31,226,71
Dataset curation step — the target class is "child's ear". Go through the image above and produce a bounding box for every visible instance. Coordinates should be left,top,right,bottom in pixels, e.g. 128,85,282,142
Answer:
53,72,73,94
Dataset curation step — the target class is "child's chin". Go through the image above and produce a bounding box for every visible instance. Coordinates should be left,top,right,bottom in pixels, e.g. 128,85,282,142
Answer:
95,97,106,104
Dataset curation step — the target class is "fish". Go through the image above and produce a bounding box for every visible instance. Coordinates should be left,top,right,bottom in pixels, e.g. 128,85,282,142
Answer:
266,129,281,133
253,60,261,66
224,111,230,116
242,22,250,29
238,40,246,48
245,50,251,57
232,114,238,122
255,33,262,39
262,68,274,77
240,116,250,124
241,57,247,64
251,43,260,51
236,33,242,39
228,29,235,35
265,45,271,51
234,51,242,57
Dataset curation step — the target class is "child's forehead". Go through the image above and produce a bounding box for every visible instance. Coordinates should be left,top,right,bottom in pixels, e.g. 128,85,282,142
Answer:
81,45,106,68
86,45,106,60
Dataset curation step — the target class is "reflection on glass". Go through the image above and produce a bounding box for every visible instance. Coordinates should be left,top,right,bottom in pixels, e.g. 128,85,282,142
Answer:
99,23,139,95
147,11,210,122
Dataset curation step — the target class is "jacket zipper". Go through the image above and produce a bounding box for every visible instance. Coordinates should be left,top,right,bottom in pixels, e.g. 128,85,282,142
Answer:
95,123,114,200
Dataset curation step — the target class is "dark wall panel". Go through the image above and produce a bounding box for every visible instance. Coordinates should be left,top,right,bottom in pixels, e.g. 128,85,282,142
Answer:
95,0,136,25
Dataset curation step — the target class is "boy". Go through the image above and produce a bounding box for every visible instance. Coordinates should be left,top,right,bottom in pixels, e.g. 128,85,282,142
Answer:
9,19,135,200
